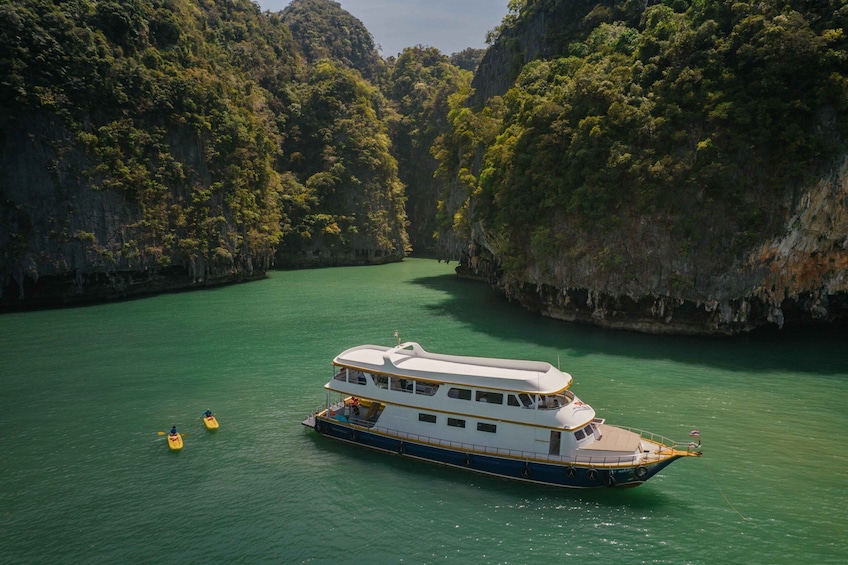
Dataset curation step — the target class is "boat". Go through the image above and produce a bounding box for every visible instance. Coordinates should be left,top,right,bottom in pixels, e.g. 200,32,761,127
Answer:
302,341,702,488
203,415,219,430
167,433,184,451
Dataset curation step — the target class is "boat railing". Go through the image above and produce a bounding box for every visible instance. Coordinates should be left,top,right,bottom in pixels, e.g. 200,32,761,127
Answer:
352,423,678,467
312,402,698,465
614,425,696,451
311,402,380,429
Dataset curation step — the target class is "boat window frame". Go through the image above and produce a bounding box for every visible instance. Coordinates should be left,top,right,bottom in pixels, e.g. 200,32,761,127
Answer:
391,377,413,393
414,380,439,396
476,422,497,433
475,391,503,404
418,413,437,423
518,393,537,408
447,417,466,428
447,387,472,401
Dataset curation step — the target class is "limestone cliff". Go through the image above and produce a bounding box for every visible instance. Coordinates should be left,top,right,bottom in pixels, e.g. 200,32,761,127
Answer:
0,111,270,310
440,0,848,334
458,157,848,335
0,0,292,310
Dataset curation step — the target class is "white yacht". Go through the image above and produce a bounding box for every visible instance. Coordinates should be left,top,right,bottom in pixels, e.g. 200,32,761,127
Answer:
303,341,701,488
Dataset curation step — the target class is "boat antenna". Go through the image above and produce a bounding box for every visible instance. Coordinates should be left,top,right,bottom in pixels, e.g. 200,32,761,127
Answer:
558,355,561,370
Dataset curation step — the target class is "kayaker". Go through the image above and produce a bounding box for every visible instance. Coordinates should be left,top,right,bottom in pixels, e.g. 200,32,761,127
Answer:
203,409,213,418
169,425,178,436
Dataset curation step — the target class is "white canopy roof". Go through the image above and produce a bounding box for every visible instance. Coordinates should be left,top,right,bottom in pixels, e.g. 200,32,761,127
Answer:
333,342,573,394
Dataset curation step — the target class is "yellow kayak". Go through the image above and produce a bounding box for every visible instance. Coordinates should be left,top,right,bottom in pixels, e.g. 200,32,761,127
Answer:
167,433,184,451
203,415,219,430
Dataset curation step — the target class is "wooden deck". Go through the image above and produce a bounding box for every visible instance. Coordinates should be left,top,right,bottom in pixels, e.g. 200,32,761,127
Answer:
578,424,641,453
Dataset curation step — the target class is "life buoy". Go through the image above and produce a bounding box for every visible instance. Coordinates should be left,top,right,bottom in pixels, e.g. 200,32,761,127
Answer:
397,442,405,455
521,465,532,479
604,473,616,487
565,466,577,479
635,466,648,480
587,468,599,481
314,420,322,434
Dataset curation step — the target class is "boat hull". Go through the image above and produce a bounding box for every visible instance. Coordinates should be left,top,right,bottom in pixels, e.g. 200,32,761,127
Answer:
203,416,219,430
306,416,681,489
167,434,183,451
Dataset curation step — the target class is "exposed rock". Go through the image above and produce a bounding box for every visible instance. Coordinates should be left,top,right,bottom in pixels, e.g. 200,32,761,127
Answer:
457,157,848,334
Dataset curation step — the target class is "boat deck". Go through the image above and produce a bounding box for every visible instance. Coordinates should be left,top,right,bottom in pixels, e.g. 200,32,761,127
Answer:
578,424,642,453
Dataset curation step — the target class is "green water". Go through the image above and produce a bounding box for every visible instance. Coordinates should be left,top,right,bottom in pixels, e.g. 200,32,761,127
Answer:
1,258,846,563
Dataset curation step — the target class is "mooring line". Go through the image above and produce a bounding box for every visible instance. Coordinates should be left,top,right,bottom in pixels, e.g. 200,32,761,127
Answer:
703,458,755,525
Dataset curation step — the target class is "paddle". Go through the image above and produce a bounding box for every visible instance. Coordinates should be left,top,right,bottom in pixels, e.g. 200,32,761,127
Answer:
158,431,188,436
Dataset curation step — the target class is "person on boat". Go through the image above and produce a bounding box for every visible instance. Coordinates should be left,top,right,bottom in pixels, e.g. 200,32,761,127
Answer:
203,409,213,418
169,425,178,437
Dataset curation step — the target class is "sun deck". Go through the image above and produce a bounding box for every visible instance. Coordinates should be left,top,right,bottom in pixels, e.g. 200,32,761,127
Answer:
333,342,572,393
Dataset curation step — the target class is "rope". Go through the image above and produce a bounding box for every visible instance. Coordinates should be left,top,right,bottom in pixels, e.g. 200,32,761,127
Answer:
703,457,756,526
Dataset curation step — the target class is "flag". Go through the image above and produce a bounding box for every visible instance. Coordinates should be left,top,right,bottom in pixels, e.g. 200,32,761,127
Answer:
689,430,700,437
393,330,398,338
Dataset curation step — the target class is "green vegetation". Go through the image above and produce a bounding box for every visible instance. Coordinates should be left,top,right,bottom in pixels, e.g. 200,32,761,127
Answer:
436,0,848,279
281,0,384,79
384,46,473,253
0,0,296,281
1,0,846,311
280,59,409,263
0,0,419,296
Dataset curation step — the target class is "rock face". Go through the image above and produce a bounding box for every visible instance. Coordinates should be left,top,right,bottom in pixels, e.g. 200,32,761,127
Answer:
0,113,266,311
457,157,848,335
0,0,409,311
441,0,848,335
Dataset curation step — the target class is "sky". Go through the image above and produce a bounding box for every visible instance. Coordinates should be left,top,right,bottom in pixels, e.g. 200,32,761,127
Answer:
255,0,511,57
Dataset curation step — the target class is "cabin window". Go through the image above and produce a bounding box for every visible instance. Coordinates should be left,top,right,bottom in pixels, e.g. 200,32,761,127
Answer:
414,381,439,396
477,423,497,433
574,424,596,442
518,393,536,408
507,395,521,407
447,388,471,400
373,375,388,389
539,394,569,409
447,418,465,428
333,368,346,381
418,413,437,423
475,391,503,404
391,377,413,393
349,370,367,385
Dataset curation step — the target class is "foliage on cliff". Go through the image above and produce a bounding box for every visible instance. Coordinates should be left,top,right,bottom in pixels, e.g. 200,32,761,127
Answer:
279,60,409,264
281,0,384,80
0,0,297,289
435,0,848,325
0,0,421,305
383,47,473,254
